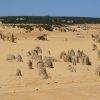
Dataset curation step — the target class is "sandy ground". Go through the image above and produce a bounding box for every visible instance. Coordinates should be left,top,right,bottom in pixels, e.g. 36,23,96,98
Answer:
0,24,100,100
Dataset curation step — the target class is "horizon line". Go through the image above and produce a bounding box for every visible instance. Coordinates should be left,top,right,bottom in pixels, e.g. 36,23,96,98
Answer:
0,15,100,19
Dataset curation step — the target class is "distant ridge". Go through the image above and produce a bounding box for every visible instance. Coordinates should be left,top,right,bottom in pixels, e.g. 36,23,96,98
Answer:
0,16,100,24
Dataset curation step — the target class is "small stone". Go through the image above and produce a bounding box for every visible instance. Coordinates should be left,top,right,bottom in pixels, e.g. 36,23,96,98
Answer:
54,81,58,83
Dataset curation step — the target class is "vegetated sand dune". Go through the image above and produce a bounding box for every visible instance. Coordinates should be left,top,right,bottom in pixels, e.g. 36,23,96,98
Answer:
0,24,100,100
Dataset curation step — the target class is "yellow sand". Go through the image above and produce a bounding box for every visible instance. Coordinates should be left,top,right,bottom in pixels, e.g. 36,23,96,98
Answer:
0,24,100,100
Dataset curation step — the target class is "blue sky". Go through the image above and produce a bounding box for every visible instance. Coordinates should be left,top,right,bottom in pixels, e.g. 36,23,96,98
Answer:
0,0,100,17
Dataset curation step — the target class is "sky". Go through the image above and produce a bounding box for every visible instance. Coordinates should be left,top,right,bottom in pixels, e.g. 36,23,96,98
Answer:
0,0,100,17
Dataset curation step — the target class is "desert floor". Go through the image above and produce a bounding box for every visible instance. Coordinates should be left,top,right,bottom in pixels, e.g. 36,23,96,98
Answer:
0,25,100,100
